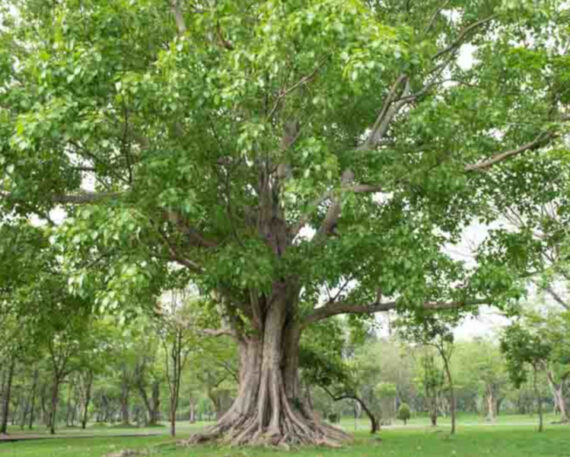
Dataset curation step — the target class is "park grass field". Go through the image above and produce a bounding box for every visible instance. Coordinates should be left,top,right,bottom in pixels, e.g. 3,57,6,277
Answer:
1,416,569,457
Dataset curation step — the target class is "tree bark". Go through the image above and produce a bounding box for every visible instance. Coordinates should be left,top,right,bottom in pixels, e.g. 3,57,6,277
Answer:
0,357,15,434
188,284,351,446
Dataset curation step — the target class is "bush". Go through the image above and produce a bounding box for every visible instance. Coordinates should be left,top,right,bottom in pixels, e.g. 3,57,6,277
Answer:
397,403,411,425
328,413,340,423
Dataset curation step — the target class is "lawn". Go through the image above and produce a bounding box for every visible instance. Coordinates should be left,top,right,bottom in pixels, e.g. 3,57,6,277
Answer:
1,424,569,457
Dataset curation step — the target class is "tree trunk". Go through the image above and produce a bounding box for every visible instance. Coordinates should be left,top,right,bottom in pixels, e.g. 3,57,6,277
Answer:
49,376,60,435
188,286,350,446
533,366,543,433
28,369,38,430
0,357,15,434
441,356,455,435
189,398,196,424
65,381,73,427
151,381,160,425
355,396,378,434
81,372,93,430
496,397,503,417
547,371,568,423
120,383,130,425
429,397,438,427
486,388,496,422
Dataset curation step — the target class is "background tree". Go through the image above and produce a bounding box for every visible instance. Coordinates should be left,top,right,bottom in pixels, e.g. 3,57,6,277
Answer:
397,403,411,425
158,290,199,437
398,317,457,433
416,350,445,427
500,322,552,432
454,339,508,421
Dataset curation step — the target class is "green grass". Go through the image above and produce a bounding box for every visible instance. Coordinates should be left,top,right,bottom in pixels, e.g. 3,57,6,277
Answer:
2,424,570,457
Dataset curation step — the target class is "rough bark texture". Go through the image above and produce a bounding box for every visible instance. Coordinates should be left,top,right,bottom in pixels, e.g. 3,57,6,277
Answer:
187,285,351,447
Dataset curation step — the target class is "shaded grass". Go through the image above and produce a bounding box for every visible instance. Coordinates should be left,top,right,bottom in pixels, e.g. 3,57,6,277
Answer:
2,425,570,457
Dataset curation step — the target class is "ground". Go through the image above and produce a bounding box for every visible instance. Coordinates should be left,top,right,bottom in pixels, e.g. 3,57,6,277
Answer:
1,415,569,457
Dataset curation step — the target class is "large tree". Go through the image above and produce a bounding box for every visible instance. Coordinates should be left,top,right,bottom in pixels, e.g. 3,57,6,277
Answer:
1,0,569,446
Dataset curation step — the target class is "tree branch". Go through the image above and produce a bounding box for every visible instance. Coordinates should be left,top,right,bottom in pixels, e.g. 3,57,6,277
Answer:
170,0,187,36
433,16,495,61
424,0,451,34
156,227,204,273
0,190,122,204
358,74,409,150
464,131,555,171
535,282,569,310
304,298,488,325
199,328,237,338
267,62,325,120
164,210,218,248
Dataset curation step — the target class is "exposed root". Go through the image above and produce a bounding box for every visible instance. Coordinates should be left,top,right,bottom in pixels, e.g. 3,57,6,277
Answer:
184,403,352,448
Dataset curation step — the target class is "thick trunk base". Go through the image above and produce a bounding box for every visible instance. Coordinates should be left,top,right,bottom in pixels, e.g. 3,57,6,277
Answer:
185,335,350,447
185,391,350,447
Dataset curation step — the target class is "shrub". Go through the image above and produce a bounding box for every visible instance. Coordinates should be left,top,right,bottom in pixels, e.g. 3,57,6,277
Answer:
397,403,411,425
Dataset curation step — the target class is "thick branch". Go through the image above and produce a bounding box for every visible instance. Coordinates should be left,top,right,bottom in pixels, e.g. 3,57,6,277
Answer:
424,0,451,34
289,183,382,239
156,227,204,273
199,328,237,338
164,210,218,248
0,190,122,204
465,132,555,171
170,0,187,36
358,74,409,150
433,16,495,61
536,282,569,310
304,298,488,325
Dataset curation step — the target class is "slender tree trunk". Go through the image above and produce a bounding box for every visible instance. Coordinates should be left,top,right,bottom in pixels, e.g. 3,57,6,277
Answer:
427,388,438,427
81,372,93,430
322,387,378,434
120,382,130,425
441,355,455,434
496,397,503,417
189,397,196,423
28,369,38,430
65,381,73,427
546,371,568,423
533,366,543,433
0,357,15,434
486,388,496,422
49,376,60,435
11,392,22,426
189,284,351,446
